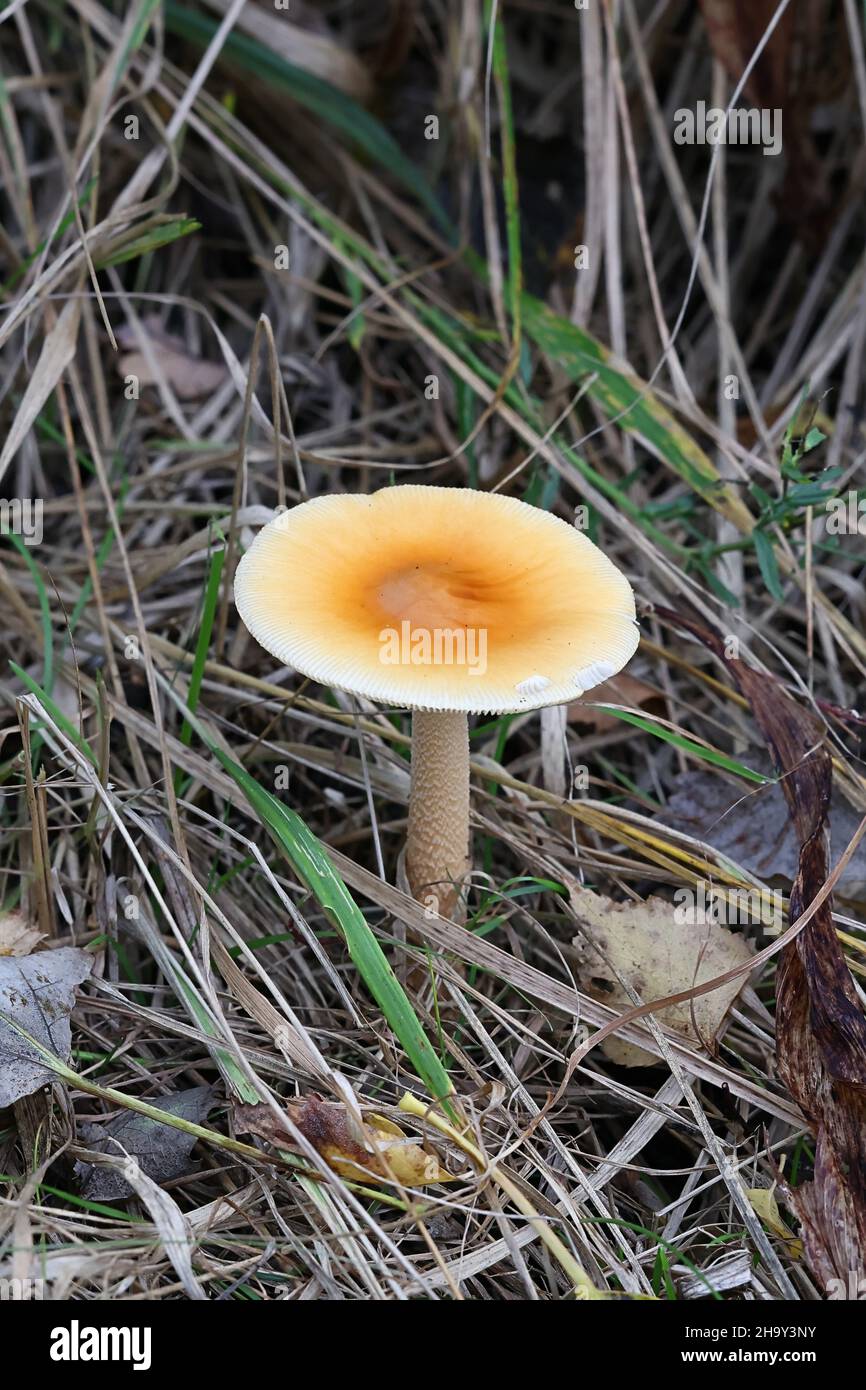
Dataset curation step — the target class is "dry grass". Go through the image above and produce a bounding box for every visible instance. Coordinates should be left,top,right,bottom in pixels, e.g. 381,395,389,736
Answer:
1,0,865,1301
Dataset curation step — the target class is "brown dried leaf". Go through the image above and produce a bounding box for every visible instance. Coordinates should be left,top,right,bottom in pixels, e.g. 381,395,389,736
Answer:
570,887,752,1067
697,0,794,110
696,0,847,246
116,316,227,400
655,606,866,1287
0,911,45,958
568,671,665,734
235,1097,452,1186
744,691,866,1288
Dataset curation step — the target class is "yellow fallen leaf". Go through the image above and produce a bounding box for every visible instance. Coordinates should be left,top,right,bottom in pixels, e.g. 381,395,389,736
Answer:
570,886,753,1066
235,1097,453,1186
747,1186,803,1259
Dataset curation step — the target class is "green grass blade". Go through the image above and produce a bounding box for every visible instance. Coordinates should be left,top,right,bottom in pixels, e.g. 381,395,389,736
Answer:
119,0,164,86
5,533,53,696
96,217,202,269
171,963,260,1103
9,662,97,767
161,690,454,1106
486,0,522,350
512,291,755,532
64,476,130,643
217,754,455,1106
180,542,225,748
594,706,770,783
164,4,449,232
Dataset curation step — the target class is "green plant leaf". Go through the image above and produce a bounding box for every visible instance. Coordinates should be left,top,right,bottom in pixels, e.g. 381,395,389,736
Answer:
753,529,786,602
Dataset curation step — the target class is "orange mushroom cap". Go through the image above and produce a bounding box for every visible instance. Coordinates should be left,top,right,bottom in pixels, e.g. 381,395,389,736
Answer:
234,486,638,714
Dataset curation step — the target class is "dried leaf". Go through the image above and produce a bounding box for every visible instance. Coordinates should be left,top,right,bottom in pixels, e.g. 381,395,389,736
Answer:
697,0,794,110
569,671,664,734
116,316,227,399
235,1096,452,1186
661,769,866,900
74,1087,215,1201
747,694,866,1288
0,299,81,485
0,911,45,958
697,0,847,245
570,887,752,1067
0,947,93,1105
209,0,372,102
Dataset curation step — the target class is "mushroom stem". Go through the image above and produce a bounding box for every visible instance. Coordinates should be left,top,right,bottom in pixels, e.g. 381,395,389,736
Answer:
406,710,470,922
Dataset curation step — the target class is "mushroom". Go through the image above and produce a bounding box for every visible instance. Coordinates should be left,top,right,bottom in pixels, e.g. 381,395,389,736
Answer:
234,486,638,921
